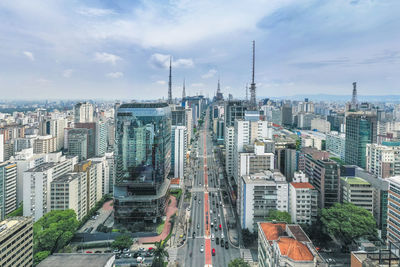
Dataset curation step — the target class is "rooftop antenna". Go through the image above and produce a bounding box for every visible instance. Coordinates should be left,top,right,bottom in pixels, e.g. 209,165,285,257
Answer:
249,40,257,109
168,56,172,104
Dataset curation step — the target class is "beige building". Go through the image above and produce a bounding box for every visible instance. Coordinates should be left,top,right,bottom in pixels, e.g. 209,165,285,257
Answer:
366,143,400,178
341,176,374,214
0,216,33,267
34,135,57,154
74,160,102,212
50,172,87,220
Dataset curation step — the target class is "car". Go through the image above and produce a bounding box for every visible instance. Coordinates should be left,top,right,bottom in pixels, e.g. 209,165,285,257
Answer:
104,250,112,253
123,248,129,253
194,195,197,200
133,252,140,258
221,240,224,247
123,253,131,258
221,233,224,239
198,200,201,204
145,252,152,257
214,218,217,223
211,222,214,227
137,257,144,263
95,251,102,254
193,231,196,238
197,223,200,229
139,247,145,252
85,251,93,254
200,245,204,253
215,225,218,231
219,224,222,229
182,234,186,241
210,210,213,214
225,241,229,249
211,233,215,241
212,201,215,205
187,207,191,211
113,249,121,254
212,248,216,256
216,237,219,244
220,201,222,205
199,183,202,186
216,204,219,208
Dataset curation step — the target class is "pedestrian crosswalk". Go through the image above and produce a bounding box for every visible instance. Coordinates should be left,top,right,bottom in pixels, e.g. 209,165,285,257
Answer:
240,249,253,263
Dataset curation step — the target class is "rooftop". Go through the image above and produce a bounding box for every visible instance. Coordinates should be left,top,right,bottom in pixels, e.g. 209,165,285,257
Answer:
119,102,169,109
341,176,370,185
37,253,114,267
27,162,56,172
277,237,314,261
52,172,81,183
290,182,315,189
259,222,287,241
0,217,32,239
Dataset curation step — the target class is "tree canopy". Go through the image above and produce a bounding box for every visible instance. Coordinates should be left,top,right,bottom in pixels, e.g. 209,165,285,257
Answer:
321,202,377,246
266,210,291,224
152,241,169,267
34,209,79,254
228,258,251,267
111,234,133,250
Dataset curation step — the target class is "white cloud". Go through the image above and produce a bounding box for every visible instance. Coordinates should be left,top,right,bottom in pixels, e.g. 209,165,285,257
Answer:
202,69,217,79
63,69,74,78
23,51,34,61
36,78,51,85
156,80,166,85
77,7,116,17
106,72,124,78
94,52,121,65
150,53,194,69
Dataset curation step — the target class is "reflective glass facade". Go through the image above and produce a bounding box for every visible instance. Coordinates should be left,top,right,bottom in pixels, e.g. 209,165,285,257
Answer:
114,103,171,224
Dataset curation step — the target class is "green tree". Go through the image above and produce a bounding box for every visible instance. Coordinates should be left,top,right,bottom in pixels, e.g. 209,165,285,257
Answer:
228,258,251,267
152,241,169,267
241,228,257,247
111,234,133,251
34,209,79,254
34,251,50,266
321,202,377,247
266,210,291,224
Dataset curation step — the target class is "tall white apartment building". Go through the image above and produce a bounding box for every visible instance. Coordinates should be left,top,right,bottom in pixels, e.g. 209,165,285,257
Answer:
238,170,288,232
0,162,17,220
185,108,193,145
171,126,187,179
39,117,67,151
233,119,270,184
235,141,275,187
34,135,57,154
366,142,400,178
326,131,346,161
23,154,76,221
225,126,235,178
74,160,102,211
91,156,111,196
74,102,94,123
50,172,87,220
289,172,318,225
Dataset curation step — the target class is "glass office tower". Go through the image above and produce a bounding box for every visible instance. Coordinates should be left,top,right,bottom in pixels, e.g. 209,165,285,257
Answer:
114,103,171,224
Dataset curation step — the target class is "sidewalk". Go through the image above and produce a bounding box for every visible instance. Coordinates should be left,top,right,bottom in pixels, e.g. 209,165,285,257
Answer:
223,205,239,247
138,196,177,244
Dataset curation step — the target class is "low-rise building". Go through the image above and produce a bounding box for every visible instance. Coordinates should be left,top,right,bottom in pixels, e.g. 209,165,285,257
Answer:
258,222,325,267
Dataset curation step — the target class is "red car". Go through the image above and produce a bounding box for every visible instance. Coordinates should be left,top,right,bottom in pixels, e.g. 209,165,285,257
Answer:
219,224,222,229
212,248,216,256
85,251,93,254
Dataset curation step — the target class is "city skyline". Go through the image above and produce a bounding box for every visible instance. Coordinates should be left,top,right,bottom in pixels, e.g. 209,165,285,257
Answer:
0,0,399,100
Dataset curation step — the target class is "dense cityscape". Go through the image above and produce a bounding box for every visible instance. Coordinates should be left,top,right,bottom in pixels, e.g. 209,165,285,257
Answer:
1,1,400,267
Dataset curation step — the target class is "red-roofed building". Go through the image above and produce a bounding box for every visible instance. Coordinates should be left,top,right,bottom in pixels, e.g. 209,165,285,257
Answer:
170,178,181,189
258,222,325,267
289,172,318,225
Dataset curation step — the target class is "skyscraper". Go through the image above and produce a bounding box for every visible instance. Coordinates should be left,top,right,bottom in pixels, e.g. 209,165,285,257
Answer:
351,82,358,110
74,102,94,123
345,112,377,168
114,102,171,224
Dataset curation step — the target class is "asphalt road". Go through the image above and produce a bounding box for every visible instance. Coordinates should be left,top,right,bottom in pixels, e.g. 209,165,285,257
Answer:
176,111,240,267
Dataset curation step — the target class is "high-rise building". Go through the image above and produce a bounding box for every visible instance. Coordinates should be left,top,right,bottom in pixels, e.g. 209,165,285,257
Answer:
281,104,293,127
74,102,94,123
50,172,87,220
341,176,373,213
311,118,331,133
345,112,377,168
326,131,346,161
114,103,171,224
304,150,340,209
289,172,318,225
67,128,88,161
23,155,76,221
366,142,400,178
0,162,17,220
386,176,400,252
91,156,111,196
39,117,67,151
0,216,33,267
34,135,57,154
171,125,187,179
238,170,288,232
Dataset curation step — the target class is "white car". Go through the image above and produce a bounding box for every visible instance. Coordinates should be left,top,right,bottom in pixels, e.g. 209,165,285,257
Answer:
200,245,204,253
136,256,144,263
221,233,224,239
211,233,215,241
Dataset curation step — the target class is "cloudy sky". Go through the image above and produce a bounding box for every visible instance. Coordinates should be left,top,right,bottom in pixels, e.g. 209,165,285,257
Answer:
0,0,399,100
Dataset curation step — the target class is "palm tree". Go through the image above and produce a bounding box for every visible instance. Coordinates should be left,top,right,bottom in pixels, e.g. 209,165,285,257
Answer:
152,241,169,267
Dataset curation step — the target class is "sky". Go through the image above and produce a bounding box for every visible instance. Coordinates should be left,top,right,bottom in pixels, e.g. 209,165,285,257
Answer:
0,0,399,100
